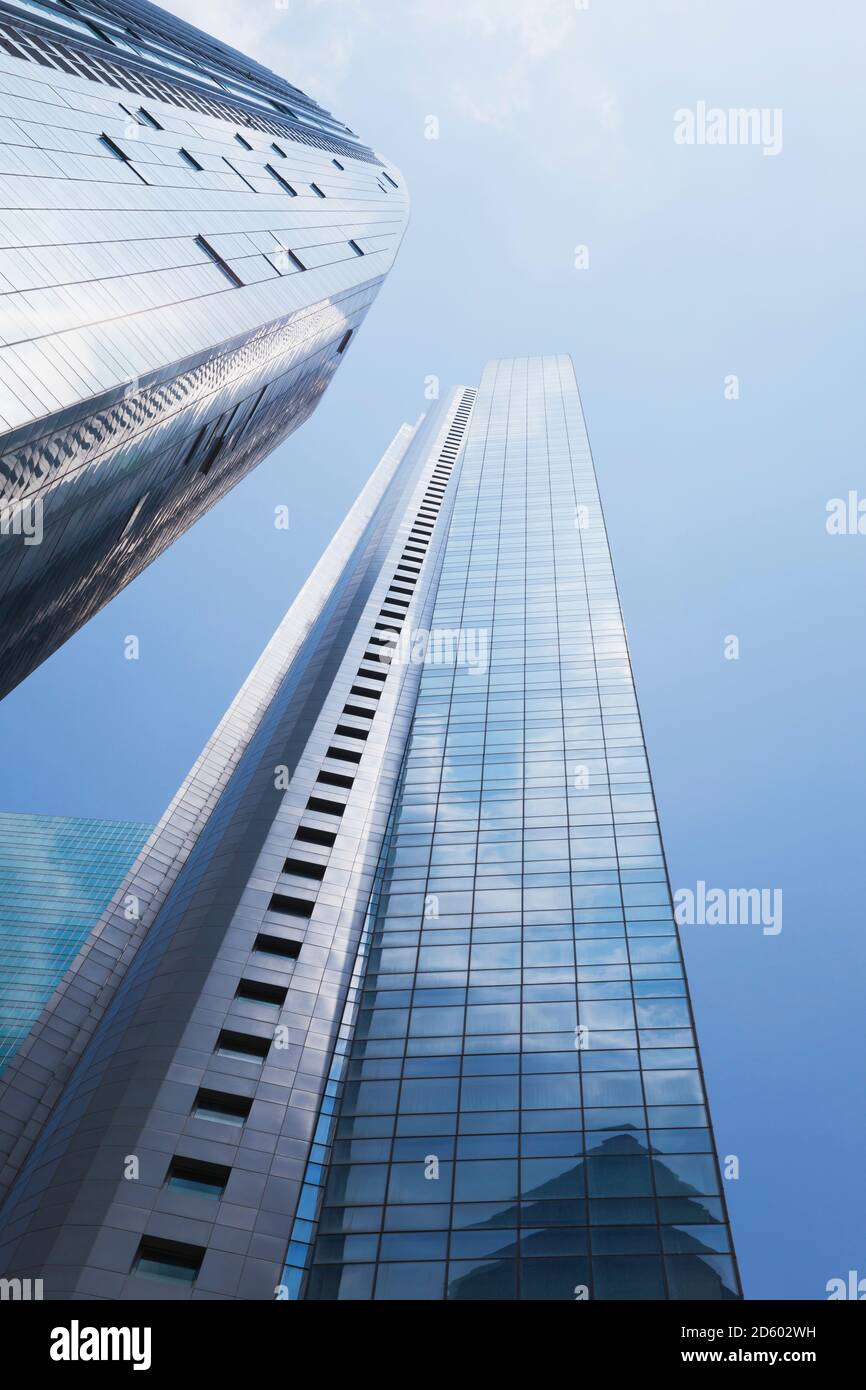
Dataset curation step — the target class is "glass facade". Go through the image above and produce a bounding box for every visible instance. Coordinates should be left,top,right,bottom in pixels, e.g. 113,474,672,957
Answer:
0,0,407,698
0,360,738,1301
0,811,152,1073
291,358,740,1300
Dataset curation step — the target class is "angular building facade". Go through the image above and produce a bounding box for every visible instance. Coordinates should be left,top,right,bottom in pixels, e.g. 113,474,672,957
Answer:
0,0,408,699
0,812,152,1075
0,357,740,1300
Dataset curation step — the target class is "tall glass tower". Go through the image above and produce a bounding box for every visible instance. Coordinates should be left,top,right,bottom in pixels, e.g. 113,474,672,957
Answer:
0,358,739,1300
0,0,408,699
0,813,152,1075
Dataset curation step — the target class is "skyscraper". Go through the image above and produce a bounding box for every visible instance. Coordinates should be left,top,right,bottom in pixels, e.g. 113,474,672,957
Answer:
0,0,408,699
0,357,740,1300
0,812,153,1075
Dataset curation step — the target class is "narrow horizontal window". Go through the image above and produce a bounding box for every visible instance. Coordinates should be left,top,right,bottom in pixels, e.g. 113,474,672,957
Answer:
271,141,287,157
348,239,364,256
350,684,382,700
192,1088,251,1127
326,745,362,765
306,795,346,817
137,106,162,130
332,158,345,170
179,146,203,171
99,132,130,162
317,770,354,789
236,979,288,1008
133,1238,203,1286
215,1029,270,1063
334,724,368,741
222,155,256,191
235,131,253,150
254,932,302,960
382,171,399,188
266,163,298,196
195,234,243,287
283,857,326,881
310,182,326,197
295,825,336,848
274,245,305,272
268,892,314,919
99,132,148,184
166,1157,230,1200
343,704,375,720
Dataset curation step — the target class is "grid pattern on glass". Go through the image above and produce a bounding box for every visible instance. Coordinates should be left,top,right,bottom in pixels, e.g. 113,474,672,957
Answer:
299,356,740,1301
0,812,152,1073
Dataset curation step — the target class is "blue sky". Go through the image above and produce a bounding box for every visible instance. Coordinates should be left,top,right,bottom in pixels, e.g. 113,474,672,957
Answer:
2,0,864,1299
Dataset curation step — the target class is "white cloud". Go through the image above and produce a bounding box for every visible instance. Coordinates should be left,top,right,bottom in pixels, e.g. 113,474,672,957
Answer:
161,0,622,173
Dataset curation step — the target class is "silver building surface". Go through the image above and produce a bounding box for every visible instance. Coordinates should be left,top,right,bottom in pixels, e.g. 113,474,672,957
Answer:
0,0,407,698
0,358,739,1301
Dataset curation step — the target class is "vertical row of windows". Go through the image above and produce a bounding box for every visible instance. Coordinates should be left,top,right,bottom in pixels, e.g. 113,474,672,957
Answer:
130,394,477,1291
275,392,478,1296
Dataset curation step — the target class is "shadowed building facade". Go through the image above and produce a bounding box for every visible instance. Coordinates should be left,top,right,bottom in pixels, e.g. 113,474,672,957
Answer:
0,0,407,698
0,358,739,1300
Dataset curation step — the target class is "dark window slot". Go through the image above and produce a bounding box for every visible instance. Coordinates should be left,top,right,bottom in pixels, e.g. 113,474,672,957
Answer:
166,1156,230,1199
326,745,362,764
268,892,314,918
305,796,346,817
337,329,353,354
335,724,368,741
318,770,354,789
236,978,288,1007
343,704,374,719
266,163,298,195
138,107,163,129
350,684,381,699
277,246,306,271
223,155,256,190
133,1237,204,1286
254,932,302,959
195,234,243,287
192,1088,251,1126
295,826,337,848
283,857,326,880
216,1028,270,1062
235,132,253,149
310,182,326,197
348,239,364,256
